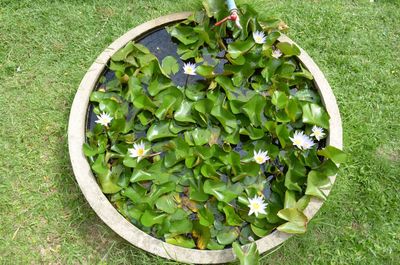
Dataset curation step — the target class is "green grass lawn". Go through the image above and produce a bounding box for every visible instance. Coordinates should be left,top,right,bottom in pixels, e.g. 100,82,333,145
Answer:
1,0,399,264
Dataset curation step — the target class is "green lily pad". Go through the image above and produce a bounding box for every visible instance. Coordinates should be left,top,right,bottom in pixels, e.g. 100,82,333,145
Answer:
216,227,240,245
228,39,254,59
203,180,243,203
191,128,212,146
317,146,346,164
154,95,177,120
302,102,330,129
305,170,331,200
196,65,215,78
223,205,244,226
161,56,179,75
170,218,193,234
132,94,157,112
148,75,173,96
174,100,197,123
232,242,260,265
147,121,177,141
250,224,269,237
207,239,225,250
140,210,167,227
277,208,308,234
276,42,301,57
241,94,266,127
211,104,238,133
111,42,134,61
121,185,146,204
166,236,196,248
198,206,215,227
271,90,288,109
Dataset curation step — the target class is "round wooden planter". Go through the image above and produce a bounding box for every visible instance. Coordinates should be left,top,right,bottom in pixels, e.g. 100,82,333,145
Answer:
68,12,343,264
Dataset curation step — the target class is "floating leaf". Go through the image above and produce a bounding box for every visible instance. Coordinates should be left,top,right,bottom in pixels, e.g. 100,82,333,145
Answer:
148,75,172,96
191,128,212,146
174,100,197,123
169,218,193,234
166,236,196,248
130,169,154,182
283,190,297,209
137,111,153,125
239,126,264,140
207,240,225,250
228,39,254,59
295,89,321,103
216,227,240,245
168,25,198,45
250,224,269,237
132,94,157,112
193,222,211,250
121,185,146,204
285,98,301,121
140,210,167,227
111,42,134,61
223,205,244,226
186,83,207,101
198,206,215,227
276,124,290,148
241,94,266,127
83,143,98,157
305,170,331,200
161,56,179,75
232,242,260,265
196,65,215,78
211,104,238,133
155,95,177,120
271,91,288,109
265,31,281,46
302,102,330,129
203,180,243,203
276,42,301,57
277,208,308,234
147,182,176,206
317,146,346,164
189,183,209,202
147,121,177,141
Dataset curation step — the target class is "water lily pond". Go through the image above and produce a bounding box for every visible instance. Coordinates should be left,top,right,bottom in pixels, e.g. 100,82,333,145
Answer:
83,4,345,251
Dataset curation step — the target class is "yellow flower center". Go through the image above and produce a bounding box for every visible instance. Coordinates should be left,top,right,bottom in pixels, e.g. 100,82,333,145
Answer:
251,203,260,210
255,156,264,163
294,139,302,145
137,148,144,156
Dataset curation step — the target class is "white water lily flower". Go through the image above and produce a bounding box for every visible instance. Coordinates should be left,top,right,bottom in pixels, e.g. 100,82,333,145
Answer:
248,195,267,217
252,30,266,44
253,150,270,164
183,62,197,75
302,137,315,150
310,126,325,141
272,49,282,59
95,112,113,127
290,131,309,150
128,141,149,161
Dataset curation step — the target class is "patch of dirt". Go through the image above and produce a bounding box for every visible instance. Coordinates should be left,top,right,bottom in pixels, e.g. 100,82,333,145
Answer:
38,234,62,264
96,7,115,18
376,145,400,163
80,216,122,254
